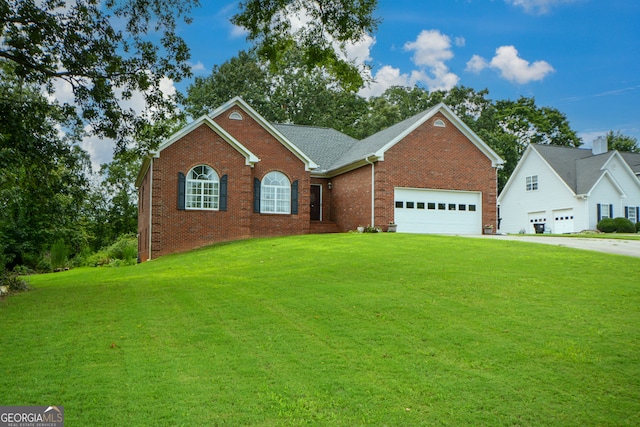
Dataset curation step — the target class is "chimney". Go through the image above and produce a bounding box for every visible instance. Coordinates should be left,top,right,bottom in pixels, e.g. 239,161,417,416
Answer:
592,136,608,155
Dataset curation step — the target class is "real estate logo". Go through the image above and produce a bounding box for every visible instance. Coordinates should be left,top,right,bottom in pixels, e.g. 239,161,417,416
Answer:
0,406,64,427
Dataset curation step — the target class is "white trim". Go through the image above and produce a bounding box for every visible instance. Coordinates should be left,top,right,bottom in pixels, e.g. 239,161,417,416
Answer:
374,103,504,168
153,115,259,167
602,151,640,190
148,160,153,261
210,97,319,171
365,156,375,226
499,145,575,203
588,170,627,198
310,183,323,221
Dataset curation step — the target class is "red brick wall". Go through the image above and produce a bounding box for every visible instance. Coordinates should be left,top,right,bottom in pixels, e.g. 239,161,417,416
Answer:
213,108,310,239
330,164,374,231
375,112,498,231
143,107,311,259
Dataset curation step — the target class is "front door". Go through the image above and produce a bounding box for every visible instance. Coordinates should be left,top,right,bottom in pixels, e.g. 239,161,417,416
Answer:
310,184,321,221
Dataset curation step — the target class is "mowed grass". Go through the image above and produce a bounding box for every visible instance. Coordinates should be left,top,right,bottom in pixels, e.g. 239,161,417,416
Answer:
2,234,639,426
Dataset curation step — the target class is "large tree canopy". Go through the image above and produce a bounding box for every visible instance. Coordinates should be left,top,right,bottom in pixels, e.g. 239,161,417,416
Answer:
232,0,380,91
1,0,198,146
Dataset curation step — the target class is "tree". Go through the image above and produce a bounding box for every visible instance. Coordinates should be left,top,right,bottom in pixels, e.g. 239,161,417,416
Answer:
0,62,91,270
1,0,198,147
232,0,380,92
183,49,368,137
606,130,639,153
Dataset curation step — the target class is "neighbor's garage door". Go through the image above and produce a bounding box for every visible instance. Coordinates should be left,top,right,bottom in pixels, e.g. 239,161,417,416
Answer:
394,188,482,234
553,208,574,234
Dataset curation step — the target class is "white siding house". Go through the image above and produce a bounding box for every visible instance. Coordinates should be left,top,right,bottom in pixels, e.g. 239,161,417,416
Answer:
498,140,640,234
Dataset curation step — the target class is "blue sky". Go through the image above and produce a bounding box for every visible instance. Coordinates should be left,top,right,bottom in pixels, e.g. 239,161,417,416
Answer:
79,1,640,168
181,0,640,146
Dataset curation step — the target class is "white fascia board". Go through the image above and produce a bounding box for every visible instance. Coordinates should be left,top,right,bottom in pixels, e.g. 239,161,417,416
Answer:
587,170,627,198
135,155,153,188
602,151,640,190
530,144,577,196
498,145,534,203
211,96,319,171
373,103,504,168
154,114,260,167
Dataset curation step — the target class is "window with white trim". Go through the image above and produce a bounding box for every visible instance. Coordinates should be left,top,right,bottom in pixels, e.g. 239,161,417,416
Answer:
261,171,291,214
526,175,538,191
598,203,612,220
186,165,219,209
627,206,637,223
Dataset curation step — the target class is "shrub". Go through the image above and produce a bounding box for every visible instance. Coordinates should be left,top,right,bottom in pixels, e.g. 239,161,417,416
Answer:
50,239,69,270
597,217,636,233
613,217,636,233
597,218,616,233
636,222,640,233
108,234,138,261
82,234,138,267
0,271,30,294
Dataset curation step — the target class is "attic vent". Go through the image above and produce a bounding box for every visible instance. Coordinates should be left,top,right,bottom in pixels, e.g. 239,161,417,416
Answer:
229,111,243,121
434,119,445,127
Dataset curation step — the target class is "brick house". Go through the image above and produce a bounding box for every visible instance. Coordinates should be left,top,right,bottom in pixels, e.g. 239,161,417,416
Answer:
136,97,504,260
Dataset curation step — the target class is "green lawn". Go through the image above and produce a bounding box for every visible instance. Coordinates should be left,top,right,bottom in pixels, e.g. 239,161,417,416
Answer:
2,234,639,426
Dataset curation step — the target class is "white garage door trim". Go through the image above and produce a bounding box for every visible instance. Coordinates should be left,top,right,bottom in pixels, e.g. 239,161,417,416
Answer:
553,208,575,234
394,188,482,234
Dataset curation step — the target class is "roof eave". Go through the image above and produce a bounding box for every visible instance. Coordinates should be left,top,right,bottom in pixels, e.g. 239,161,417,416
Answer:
211,97,319,171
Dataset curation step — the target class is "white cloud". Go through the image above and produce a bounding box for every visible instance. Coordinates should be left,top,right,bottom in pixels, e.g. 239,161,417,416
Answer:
400,30,459,92
404,30,454,67
490,45,554,83
466,46,554,84
229,23,248,39
359,65,412,98
189,61,206,73
505,0,578,15
454,36,466,47
465,54,489,73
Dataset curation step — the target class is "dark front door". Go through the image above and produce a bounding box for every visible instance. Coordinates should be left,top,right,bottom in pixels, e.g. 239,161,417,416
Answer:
310,185,321,221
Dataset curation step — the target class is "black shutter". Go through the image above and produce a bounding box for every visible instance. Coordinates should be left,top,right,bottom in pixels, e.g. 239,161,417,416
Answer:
625,206,629,218
177,172,185,210
219,175,228,211
609,204,614,218
253,177,261,213
597,204,601,221
291,180,299,214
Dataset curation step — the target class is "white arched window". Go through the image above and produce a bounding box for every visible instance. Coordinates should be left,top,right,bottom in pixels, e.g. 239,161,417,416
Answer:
186,165,219,209
261,171,290,214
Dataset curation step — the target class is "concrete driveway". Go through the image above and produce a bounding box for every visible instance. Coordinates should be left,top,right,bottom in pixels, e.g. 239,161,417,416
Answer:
468,234,640,258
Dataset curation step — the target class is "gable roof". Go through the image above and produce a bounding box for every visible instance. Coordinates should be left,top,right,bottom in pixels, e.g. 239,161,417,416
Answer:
135,114,261,187
525,144,640,196
210,97,319,171
272,123,358,173
137,98,505,185
274,103,503,176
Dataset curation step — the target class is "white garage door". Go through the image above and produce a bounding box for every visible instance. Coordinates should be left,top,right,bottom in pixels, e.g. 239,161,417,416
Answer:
394,188,482,234
553,209,574,234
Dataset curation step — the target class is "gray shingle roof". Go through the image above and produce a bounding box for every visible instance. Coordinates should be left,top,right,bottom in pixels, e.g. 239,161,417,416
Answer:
272,123,358,172
331,107,437,170
532,144,640,194
273,105,440,172
619,151,640,175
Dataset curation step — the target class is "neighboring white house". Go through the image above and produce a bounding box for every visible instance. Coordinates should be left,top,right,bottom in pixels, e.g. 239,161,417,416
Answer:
498,138,640,234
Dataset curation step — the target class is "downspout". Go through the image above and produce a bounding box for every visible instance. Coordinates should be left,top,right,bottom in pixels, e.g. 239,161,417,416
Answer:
148,159,153,261
365,156,375,226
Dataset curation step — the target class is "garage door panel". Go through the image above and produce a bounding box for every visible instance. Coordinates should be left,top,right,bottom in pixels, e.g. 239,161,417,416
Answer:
394,188,482,234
